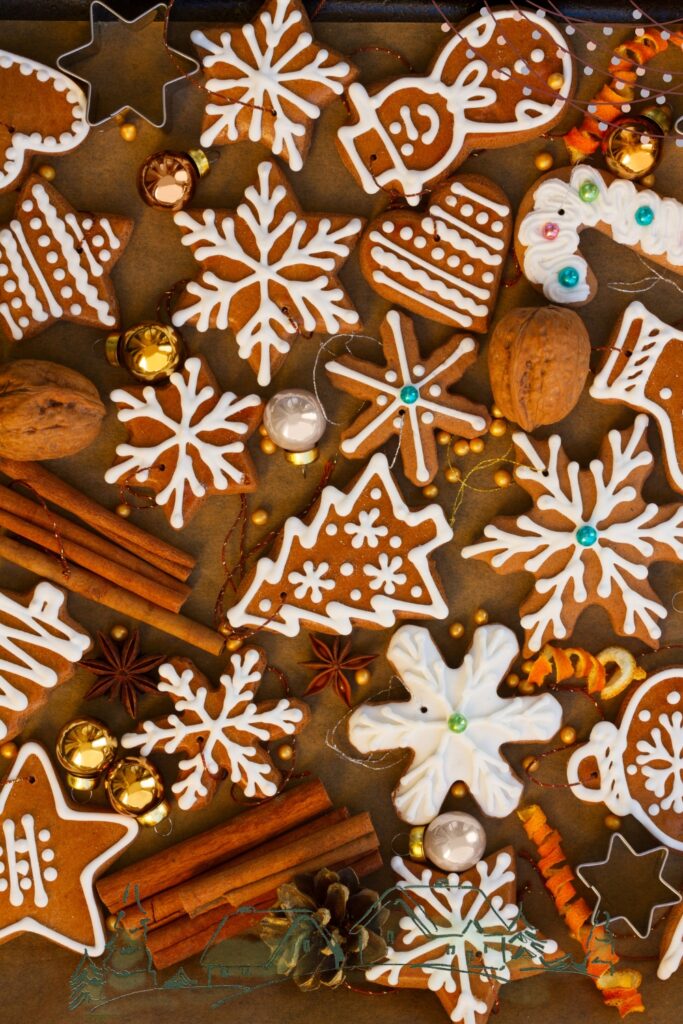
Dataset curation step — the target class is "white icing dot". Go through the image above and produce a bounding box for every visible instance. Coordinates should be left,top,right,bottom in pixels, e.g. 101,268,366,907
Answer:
61,286,73,299
399,227,413,242
377,395,388,407
10,298,21,310
54,268,65,281
392,417,403,429
446,255,460,268
626,764,638,776
385,370,398,383
410,586,422,598
667,690,681,705
514,60,529,75
603,26,613,35
389,536,401,549
70,304,82,316
475,212,489,225
340,562,353,576
429,384,442,397
532,30,541,40
432,247,445,260
421,412,434,424
18,317,29,328
648,803,660,816
400,143,414,157
259,599,271,612
91,234,104,247
37,236,49,250
584,67,594,77
413,365,425,377
82,218,93,230
463,264,474,276
660,387,673,400
414,235,427,250
100,249,111,261
46,252,59,264
0,880,7,892
530,48,545,62
638,709,651,722
496,35,506,45
461,204,474,217
326,523,338,536
0,265,6,276
370,488,382,500
382,221,395,233
482,272,494,283
586,41,596,52
29,218,41,230
389,121,401,135
41,848,55,863
491,220,504,232
43,867,58,882
632,8,643,18
350,589,361,601
20,877,32,891
4,281,16,293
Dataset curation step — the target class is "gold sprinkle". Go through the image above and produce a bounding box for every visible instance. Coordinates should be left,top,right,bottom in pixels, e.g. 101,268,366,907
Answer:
547,72,565,91
444,467,462,484
277,743,294,762
260,438,277,455
453,439,470,457
251,508,268,526
115,503,132,518
37,164,56,181
560,726,577,745
354,669,371,686
450,781,468,798
448,622,465,639
120,123,137,142
473,608,488,625
110,624,129,643
489,419,507,438
522,755,539,773
469,438,485,454
506,673,520,689
422,484,438,499
534,151,554,172
604,813,621,831
437,431,452,446
494,469,513,488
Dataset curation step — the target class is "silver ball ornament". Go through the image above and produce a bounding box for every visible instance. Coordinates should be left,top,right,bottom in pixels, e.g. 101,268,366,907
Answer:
423,811,486,871
263,389,326,453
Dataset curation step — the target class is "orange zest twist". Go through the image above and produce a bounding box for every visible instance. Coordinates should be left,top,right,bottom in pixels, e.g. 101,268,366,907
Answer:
522,644,645,702
518,805,644,1017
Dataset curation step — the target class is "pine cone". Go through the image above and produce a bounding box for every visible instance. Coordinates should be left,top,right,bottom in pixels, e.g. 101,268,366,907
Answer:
258,867,388,991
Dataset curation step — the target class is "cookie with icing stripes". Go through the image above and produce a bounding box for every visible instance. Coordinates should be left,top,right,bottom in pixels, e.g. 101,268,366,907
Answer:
359,174,511,331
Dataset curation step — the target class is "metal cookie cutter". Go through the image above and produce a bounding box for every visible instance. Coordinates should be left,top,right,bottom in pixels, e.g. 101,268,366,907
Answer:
57,1,199,128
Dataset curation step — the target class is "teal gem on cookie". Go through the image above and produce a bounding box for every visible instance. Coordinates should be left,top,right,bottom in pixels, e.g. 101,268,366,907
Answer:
576,524,598,547
447,712,468,733
558,266,580,288
635,204,654,226
400,384,419,405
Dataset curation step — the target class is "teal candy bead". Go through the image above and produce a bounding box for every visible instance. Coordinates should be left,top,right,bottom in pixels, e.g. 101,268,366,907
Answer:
447,712,468,734
400,384,419,405
558,266,580,288
579,180,599,202
576,524,598,547
635,204,654,226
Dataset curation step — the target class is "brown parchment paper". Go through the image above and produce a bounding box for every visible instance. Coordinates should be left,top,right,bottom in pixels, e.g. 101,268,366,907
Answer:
0,15,682,1024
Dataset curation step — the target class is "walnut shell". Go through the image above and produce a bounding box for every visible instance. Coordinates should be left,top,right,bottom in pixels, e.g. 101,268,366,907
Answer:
488,306,590,431
0,360,105,460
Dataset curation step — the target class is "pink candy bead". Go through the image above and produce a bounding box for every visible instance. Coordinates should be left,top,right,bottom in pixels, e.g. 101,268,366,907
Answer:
542,222,560,240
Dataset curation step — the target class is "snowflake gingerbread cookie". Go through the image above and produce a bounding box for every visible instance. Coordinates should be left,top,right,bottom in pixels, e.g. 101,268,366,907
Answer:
105,355,263,529
568,668,683,852
121,647,309,810
191,0,357,170
226,452,453,638
0,742,137,955
366,851,559,1024
0,582,90,744
326,309,490,486
337,8,573,206
0,175,132,342
0,50,89,194
462,415,683,654
348,624,561,824
172,160,364,386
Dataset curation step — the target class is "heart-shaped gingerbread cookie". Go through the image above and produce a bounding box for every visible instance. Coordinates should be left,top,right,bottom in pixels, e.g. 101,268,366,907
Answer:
359,174,512,332
0,50,89,195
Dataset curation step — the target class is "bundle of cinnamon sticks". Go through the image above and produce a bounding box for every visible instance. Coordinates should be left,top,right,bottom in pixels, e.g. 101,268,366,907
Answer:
96,779,382,970
0,458,223,655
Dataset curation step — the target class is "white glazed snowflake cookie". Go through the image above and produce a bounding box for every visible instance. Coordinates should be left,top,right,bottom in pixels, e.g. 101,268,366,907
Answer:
462,415,683,654
226,452,453,638
172,160,364,386
121,647,309,810
348,623,561,824
191,0,357,170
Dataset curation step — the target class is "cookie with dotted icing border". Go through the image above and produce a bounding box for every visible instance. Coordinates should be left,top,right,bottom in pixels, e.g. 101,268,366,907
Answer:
590,301,683,495
337,8,573,206
191,0,358,171
326,309,490,486
516,166,683,305
567,668,683,853
0,174,133,342
0,50,89,195
0,742,137,955
359,174,512,331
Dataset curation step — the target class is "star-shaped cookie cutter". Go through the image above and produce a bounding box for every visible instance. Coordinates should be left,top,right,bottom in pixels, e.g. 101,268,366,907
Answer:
57,1,199,128
577,833,680,939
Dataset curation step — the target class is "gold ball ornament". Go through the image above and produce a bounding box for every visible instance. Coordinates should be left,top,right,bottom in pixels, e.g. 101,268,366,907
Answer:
105,756,170,826
226,636,244,652
444,466,461,484
640,173,656,188
491,404,504,419
436,431,451,446
604,814,622,831
560,726,577,745
105,913,119,933
138,149,209,212
115,503,132,518
450,782,468,798
494,469,513,489
506,673,520,689
110,623,129,643
260,437,277,455
277,742,295,762
56,718,118,790
106,322,185,383
489,419,507,438
518,678,535,695
422,484,438,499
354,668,371,686
0,742,18,759
602,114,666,180
449,621,465,639
534,151,554,172
258,424,269,437
522,755,539,774
37,164,56,181
469,438,485,454
473,608,488,625
547,72,565,91
119,123,137,142
251,508,269,526
453,439,470,457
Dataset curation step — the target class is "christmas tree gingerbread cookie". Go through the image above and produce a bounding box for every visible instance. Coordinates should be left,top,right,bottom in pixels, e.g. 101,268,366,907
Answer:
326,309,490,486
0,742,137,955
348,623,561,825
226,453,453,638
462,415,683,654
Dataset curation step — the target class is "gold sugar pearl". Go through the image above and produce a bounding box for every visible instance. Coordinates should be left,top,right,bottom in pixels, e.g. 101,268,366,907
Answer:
640,173,655,187
38,164,56,181
251,508,269,526
522,660,535,674
258,424,269,437
560,726,577,746
534,151,554,172
451,782,468,798
0,742,18,760
120,123,137,142
506,673,520,689
277,743,294,762
522,755,540,774
489,419,507,438
437,431,452,446
448,622,465,639
604,814,621,831
354,669,371,686
547,72,565,91
473,608,488,625
494,469,513,489
453,439,470,457
226,637,244,652
110,624,129,643
519,679,535,695
491,404,504,419
115,503,132,518
422,484,439,499
469,438,485,454
260,438,277,455
105,914,119,933
444,467,461,484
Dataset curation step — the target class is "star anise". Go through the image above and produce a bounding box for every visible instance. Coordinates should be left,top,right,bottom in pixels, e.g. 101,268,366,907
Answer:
301,635,376,707
82,630,165,718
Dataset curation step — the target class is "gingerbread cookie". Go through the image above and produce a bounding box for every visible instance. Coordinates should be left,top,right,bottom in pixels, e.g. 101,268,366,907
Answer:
659,900,683,980
516,166,683,305
226,452,453,637
567,667,683,852
172,161,364,387
337,8,573,206
462,415,683,654
105,355,262,530
591,301,683,494
359,175,511,330
0,174,132,343
0,582,90,744
191,0,357,170
365,851,559,1024
348,624,561,824
121,647,309,810
0,51,89,195
326,309,490,486
0,742,137,955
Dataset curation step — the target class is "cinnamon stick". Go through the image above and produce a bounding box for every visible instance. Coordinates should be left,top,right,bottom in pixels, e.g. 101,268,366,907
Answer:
0,458,195,580
0,533,223,655
97,779,332,913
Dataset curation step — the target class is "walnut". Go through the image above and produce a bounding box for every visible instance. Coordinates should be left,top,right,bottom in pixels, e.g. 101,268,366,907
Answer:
0,360,105,460
488,306,590,431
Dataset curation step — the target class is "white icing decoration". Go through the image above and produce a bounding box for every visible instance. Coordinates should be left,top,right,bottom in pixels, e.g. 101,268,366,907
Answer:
338,10,573,205
121,648,304,809
172,161,362,386
0,583,89,742
105,357,261,530
191,0,352,170
363,553,406,594
226,452,452,637
463,415,683,652
518,167,683,304
0,743,137,955
343,507,388,548
348,624,561,824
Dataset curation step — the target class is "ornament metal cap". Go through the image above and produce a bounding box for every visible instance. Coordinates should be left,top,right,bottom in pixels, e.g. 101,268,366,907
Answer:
56,717,118,790
104,755,169,826
408,825,426,861
284,446,319,466
187,148,210,177
105,322,184,382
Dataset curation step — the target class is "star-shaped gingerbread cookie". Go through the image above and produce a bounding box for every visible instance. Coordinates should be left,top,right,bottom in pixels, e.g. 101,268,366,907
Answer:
326,309,490,485
191,0,358,170
172,160,364,386
0,743,137,955
0,175,132,343
105,355,263,530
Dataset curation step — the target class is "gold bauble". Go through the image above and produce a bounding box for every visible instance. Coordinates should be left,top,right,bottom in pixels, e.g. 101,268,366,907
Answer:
260,437,277,455
115,503,132,518
226,636,244,652
506,673,520,689
106,322,184,383
469,438,485,454
38,164,56,181
450,782,468,798
453,439,469,457
110,623,129,643
560,726,577,745
444,467,461,484
0,742,18,760
277,742,295,762
436,431,451,446
489,419,507,438
494,469,512,489
547,72,564,91
251,508,269,526
473,608,488,625
602,115,663,180
522,755,539,774
604,814,621,831
138,149,209,212
119,123,137,142
422,484,438,499
534,151,554,172
448,622,464,639
56,718,117,790
408,825,426,860
105,756,169,826
354,669,371,686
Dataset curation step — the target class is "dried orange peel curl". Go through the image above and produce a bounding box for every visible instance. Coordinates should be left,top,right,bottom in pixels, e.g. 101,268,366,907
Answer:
523,645,645,701
518,805,644,1017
